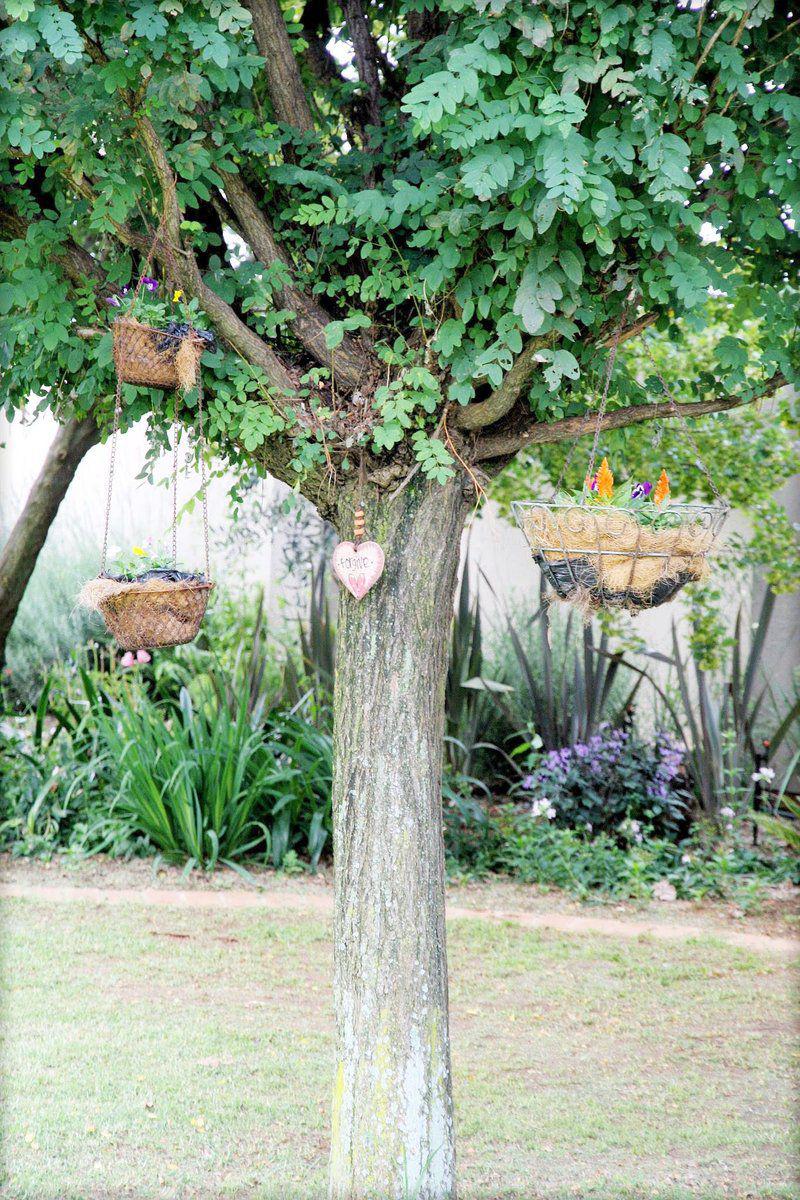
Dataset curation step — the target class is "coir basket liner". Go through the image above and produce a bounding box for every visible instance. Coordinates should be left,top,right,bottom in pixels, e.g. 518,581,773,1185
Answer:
79,576,214,650
113,317,205,390
513,502,727,613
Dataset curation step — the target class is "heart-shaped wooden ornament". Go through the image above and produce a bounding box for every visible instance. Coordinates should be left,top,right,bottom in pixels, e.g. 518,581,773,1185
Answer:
331,540,385,600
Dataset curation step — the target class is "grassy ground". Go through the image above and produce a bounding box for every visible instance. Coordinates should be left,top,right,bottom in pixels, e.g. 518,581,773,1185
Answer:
1,893,797,1200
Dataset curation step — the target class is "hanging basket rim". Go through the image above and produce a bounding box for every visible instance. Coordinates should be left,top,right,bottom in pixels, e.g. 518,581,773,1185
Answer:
112,314,206,345
510,498,730,519
96,578,215,597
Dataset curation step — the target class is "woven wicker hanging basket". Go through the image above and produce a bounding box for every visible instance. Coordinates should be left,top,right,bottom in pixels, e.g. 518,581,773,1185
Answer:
113,317,205,391
513,500,728,614
87,574,214,651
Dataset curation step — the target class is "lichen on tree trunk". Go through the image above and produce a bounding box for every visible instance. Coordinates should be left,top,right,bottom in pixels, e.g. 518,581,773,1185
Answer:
329,475,469,1200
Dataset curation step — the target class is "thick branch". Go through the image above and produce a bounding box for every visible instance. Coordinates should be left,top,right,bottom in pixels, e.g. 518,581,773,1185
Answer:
244,0,315,133
135,116,297,395
221,171,375,390
472,377,787,462
342,0,382,130
0,416,100,667
454,313,659,432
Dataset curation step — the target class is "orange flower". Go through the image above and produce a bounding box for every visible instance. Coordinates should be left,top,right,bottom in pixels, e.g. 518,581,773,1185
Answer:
653,469,670,506
595,457,614,501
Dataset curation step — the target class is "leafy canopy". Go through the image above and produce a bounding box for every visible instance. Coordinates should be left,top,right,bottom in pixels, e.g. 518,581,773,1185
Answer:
0,0,797,507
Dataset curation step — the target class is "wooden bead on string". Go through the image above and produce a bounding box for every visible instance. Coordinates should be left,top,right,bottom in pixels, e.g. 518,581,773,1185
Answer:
353,506,366,545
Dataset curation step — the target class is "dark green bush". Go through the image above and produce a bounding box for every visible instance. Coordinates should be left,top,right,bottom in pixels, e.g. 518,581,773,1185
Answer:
520,727,693,842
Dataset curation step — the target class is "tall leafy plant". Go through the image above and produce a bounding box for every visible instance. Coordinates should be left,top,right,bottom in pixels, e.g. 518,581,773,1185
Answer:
92,680,277,870
657,590,800,819
485,578,641,753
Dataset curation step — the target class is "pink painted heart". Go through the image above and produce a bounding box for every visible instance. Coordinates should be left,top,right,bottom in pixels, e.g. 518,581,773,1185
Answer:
331,540,385,600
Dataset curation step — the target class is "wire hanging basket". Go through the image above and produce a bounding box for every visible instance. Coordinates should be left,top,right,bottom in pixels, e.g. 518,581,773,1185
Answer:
513,499,728,613
80,328,215,649
512,305,730,616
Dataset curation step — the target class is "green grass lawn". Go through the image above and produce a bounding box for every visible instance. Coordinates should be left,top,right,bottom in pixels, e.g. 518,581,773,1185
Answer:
1,896,796,1199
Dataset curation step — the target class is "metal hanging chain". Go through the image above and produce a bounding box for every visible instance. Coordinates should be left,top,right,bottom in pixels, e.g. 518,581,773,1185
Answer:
171,390,179,566
585,313,626,485
99,379,124,576
642,343,728,507
196,376,211,580
554,310,627,495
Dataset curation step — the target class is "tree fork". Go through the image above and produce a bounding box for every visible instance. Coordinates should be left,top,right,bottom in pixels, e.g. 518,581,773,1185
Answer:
329,475,469,1200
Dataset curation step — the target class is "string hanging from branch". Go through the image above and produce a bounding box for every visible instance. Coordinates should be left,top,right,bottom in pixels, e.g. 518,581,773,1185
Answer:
512,312,729,616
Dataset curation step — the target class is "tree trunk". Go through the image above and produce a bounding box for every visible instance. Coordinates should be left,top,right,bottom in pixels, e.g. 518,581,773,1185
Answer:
329,475,469,1200
0,416,99,667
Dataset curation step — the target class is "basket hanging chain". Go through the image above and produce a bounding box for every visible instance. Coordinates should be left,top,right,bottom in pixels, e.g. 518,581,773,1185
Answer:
585,313,626,485
127,177,192,324
171,391,179,566
642,344,727,506
99,379,124,576
197,376,211,579
555,310,627,495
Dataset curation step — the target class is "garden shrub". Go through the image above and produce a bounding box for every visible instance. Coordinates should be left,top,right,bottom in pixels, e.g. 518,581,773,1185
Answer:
520,728,692,842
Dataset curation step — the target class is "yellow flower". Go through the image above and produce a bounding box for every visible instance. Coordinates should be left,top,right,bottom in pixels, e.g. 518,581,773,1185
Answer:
132,545,146,557
653,469,670,506
595,457,614,501
173,289,183,303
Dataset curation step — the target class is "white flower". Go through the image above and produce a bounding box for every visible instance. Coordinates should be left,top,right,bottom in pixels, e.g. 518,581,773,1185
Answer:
719,806,735,818
630,819,641,833
681,854,692,865
751,767,775,784
546,806,557,821
585,822,593,832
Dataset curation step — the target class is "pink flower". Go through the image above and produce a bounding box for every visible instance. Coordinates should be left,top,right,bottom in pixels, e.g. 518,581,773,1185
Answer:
119,651,135,668
136,649,152,664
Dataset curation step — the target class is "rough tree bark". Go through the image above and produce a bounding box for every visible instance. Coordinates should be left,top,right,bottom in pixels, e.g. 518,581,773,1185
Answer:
0,415,99,668
329,474,470,1200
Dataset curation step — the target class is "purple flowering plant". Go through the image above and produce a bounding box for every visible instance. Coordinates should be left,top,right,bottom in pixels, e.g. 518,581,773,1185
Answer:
519,726,692,843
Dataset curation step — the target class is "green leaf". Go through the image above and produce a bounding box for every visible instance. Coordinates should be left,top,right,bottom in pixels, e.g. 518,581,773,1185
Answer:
131,3,168,40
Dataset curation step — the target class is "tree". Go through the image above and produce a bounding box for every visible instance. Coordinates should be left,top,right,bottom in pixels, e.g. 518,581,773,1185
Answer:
0,415,99,667
0,2,797,1195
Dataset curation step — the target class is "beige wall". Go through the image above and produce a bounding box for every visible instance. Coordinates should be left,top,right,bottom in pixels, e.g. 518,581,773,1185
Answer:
1,411,796,696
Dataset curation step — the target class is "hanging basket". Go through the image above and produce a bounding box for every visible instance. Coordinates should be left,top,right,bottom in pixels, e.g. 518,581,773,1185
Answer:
79,573,214,650
113,317,205,390
512,501,728,614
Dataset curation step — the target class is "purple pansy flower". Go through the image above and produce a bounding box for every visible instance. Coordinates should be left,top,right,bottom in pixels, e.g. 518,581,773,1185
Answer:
105,295,121,307
140,276,159,292
631,481,653,500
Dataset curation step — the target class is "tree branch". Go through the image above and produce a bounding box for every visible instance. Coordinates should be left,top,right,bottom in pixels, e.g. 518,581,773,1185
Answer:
135,115,297,395
454,313,659,432
342,0,382,131
221,171,376,390
472,375,787,462
244,0,315,133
